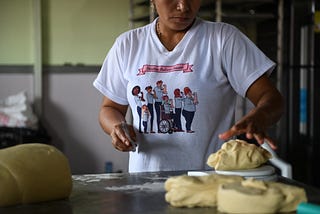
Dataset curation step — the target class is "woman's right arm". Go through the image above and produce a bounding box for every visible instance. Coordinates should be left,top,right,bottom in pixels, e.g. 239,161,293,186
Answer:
99,96,136,152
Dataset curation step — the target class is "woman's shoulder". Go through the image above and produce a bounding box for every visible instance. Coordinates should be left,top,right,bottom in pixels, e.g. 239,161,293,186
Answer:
198,18,239,33
194,18,243,44
116,23,153,43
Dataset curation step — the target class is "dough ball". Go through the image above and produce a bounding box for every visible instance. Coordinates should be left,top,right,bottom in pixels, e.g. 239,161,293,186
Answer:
207,139,272,170
165,174,243,208
217,179,307,213
0,143,73,207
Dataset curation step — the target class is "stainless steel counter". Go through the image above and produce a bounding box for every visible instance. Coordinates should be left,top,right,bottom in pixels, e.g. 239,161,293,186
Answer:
1,171,320,214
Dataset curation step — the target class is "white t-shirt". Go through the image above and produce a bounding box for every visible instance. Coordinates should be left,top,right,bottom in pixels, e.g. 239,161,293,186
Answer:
93,18,275,172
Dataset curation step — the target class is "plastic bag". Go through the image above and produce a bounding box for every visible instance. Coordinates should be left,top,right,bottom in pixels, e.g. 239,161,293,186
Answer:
0,92,38,129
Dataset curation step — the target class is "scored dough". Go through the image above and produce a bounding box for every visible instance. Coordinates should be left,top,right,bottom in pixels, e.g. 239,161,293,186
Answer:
207,139,272,170
165,175,307,213
165,174,244,207
217,179,307,213
165,139,306,213
0,143,73,207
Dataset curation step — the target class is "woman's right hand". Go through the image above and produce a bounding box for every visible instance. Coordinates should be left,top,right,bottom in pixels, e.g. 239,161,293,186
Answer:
110,122,137,152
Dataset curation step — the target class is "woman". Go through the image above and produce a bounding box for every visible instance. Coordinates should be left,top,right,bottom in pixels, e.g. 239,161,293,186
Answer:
93,0,283,172
173,88,184,132
182,87,198,133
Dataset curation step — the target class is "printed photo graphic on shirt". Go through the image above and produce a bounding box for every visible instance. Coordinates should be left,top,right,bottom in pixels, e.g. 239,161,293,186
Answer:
132,85,145,133
137,63,193,76
131,82,198,135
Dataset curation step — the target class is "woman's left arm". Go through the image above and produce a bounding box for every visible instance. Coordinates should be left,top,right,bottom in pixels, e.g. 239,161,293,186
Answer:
219,74,284,149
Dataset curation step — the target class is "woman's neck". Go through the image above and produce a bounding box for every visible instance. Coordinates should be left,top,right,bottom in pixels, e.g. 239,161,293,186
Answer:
156,19,193,51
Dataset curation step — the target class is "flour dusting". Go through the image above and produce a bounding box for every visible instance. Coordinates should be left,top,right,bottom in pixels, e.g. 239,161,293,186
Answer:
105,182,165,192
73,173,124,183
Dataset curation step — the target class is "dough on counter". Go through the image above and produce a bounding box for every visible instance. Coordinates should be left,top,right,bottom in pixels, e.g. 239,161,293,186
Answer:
164,174,244,208
0,143,73,207
269,182,308,213
207,139,272,170
217,179,307,213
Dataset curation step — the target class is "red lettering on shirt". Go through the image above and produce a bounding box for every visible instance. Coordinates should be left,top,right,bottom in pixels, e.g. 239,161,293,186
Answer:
137,63,193,75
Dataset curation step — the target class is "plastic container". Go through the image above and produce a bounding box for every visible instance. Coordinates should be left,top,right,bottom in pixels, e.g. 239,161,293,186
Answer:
297,202,320,214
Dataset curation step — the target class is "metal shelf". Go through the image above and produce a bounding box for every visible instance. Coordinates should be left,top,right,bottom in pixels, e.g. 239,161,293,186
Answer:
134,0,149,7
129,0,278,28
129,0,153,28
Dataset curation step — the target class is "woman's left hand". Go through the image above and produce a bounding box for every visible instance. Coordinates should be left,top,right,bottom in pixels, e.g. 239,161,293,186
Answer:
218,107,277,150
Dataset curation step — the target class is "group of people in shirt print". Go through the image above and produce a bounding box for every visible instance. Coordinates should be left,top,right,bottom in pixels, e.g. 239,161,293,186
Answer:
131,80,199,134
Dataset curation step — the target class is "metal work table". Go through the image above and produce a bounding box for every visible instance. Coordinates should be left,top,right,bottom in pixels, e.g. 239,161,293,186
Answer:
1,171,320,214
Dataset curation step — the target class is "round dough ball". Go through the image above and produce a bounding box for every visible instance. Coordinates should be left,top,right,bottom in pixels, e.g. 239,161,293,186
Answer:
0,166,20,206
0,143,72,207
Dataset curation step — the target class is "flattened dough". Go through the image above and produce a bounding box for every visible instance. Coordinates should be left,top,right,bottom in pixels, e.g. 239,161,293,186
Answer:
217,179,307,213
165,174,244,207
207,139,272,170
0,143,72,207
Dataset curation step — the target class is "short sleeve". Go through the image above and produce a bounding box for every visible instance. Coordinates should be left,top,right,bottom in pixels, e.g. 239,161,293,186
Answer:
220,24,275,97
93,36,129,105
